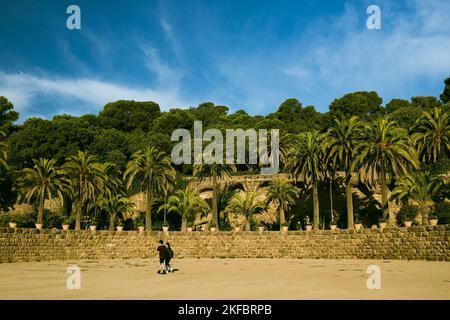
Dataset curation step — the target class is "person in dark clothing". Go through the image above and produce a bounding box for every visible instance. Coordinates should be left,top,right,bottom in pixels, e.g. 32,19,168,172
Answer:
165,242,174,273
156,240,169,274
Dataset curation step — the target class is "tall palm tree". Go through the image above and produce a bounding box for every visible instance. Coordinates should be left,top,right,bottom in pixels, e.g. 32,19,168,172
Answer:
62,151,109,230
325,116,364,229
124,147,176,231
412,107,450,163
226,191,265,231
354,117,419,222
0,128,7,170
96,194,135,230
159,186,210,231
265,179,300,229
193,163,236,229
391,171,441,225
217,182,238,227
286,130,326,230
18,158,64,225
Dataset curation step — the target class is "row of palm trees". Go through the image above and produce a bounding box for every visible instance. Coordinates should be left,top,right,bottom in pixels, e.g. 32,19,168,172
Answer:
286,107,449,229
0,107,449,231
14,148,178,231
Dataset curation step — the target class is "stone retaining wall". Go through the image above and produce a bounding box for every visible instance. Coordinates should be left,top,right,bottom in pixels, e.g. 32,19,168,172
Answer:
1,225,449,263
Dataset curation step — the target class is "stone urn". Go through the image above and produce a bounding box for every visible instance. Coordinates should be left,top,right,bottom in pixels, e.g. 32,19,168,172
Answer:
258,226,264,234
378,222,387,229
210,227,217,232
234,227,240,232
281,226,288,232
404,221,412,228
162,226,169,232
62,224,69,231
116,226,123,232
330,225,337,231
35,223,43,230
305,225,312,231
187,227,193,232
138,226,145,232
371,224,378,230
89,225,97,231
355,223,362,230
8,222,17,229
429,219,438,226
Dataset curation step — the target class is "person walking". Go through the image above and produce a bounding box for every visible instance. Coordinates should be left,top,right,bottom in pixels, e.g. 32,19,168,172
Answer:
165,242,174,273
156,240,168,274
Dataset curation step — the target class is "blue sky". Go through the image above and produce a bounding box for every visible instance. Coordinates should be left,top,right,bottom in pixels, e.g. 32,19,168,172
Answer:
1,0,449,121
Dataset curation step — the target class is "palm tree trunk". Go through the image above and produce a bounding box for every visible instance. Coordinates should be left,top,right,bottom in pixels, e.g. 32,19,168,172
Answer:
212,170,219,228
380,169,389,220
346,182,354,229
181,214,187,231
109,214,115,230
312,183,320,230
421,207,430,225
75,200,82,231
146,186,152,231
279,206,285,230
75,180,83,231
245,216,251,231
37,191,44,225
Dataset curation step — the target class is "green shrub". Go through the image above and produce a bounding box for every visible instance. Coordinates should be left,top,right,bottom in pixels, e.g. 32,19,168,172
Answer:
396,204,420,225
43,210,64,228
9,212,36,228
433,202,450,224
0,214,10,226
1,210,68,228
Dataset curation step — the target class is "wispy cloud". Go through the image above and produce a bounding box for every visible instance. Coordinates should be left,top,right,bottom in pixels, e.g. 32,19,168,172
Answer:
1,0,449,120
208,0,450,111
279,0,450,107
0,71,193,121
139,45,183,86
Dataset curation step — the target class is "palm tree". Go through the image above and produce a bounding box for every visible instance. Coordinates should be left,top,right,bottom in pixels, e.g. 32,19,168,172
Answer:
354,117,420,222
286,130,326,230
412,107,450,163
265,179,300,229
0,128,7,170
62,151,109,230
18,158,64,225
124,147,176,231
391,171,441,225
193,163,236,229
158,186,210,231
226,191,265,231
217,182,238,228
325,116,364,229
96,194,135,230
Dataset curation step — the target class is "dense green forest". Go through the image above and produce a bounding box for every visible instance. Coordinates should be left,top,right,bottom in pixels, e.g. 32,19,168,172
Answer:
0,77,449,231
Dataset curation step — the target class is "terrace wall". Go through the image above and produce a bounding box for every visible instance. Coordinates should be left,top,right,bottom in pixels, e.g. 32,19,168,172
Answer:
0,225,449,263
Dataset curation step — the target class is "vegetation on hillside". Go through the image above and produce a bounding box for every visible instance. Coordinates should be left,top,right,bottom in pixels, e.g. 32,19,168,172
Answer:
0,77,449,231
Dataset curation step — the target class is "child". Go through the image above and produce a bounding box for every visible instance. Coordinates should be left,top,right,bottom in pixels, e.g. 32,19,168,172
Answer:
156,240,168,274
165,242,174,273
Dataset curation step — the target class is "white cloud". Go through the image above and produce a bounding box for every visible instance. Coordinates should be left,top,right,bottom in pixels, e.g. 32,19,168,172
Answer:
208,0,450,112
0,71,193,119
279,0,450,106
140,46,182,86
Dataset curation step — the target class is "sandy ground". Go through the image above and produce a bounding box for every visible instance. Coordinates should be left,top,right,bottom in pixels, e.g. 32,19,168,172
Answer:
0,258,449,300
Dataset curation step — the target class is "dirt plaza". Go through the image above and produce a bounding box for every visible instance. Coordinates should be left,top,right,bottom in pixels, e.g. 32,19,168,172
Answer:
0,258,449,300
